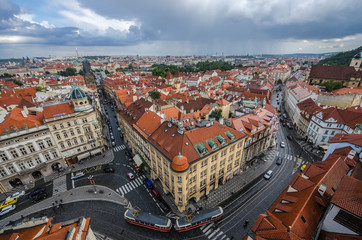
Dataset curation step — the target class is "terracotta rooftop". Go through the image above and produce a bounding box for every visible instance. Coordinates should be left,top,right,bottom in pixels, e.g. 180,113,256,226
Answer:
133,110,162,139
176,98,216,113
329,134,362,147
331,175,362,217
43,102,75,119
309,65,359,81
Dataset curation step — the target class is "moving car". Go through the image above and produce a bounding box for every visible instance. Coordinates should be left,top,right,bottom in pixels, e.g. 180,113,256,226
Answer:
280,142,286,148
27,188,45,199
276,157,283,165
144,178,153,189
32,192,47,203
104,167,115,173
287,135,293,141
0,205,16,216
264,170,273,180
111,141,116,147
71,171,85,180
126,172,135,180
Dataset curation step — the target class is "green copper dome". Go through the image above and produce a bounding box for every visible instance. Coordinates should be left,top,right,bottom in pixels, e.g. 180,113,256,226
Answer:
70,83,87,100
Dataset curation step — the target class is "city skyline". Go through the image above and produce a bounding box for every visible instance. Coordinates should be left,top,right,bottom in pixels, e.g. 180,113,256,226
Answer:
1,0,362,58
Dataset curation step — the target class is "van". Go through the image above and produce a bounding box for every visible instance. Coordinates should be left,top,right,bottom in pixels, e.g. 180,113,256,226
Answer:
71,171,85,180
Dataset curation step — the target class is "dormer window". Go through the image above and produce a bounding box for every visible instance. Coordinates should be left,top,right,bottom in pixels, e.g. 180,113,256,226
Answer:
216,135,227,146
225,131,236,141
206,138,219,151
195,142,209,156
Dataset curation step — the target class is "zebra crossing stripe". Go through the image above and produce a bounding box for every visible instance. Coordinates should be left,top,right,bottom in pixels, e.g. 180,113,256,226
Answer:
205,229,213,236
118,187,123,195
116,189,119,194
129,181,136,188
200,224,207,230
135,178,142,185
122,186,128,193
220,236,226,240
208,228,220,238
202,223,214,233
212,231,224,240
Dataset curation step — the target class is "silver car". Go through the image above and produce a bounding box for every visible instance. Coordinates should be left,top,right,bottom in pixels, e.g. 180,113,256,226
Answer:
0,205,16,216
264,170,273,180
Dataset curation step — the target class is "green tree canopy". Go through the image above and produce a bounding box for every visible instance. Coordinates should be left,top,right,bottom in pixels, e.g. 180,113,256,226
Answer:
12,80,23,86
320,81,343,92
148,90,161,100
59,67,77,77
152,68,166,77
209,109,222,120
318,46,362,66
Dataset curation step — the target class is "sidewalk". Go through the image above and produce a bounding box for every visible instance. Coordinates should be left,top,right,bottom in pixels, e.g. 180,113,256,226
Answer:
0,185,127,227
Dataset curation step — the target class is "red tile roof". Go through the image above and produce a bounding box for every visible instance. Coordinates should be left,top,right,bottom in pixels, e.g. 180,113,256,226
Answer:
331,175,362,217
133,110,162,138
43,102,75,119
329,134,362,147
0,107,44,135
309,65,359,81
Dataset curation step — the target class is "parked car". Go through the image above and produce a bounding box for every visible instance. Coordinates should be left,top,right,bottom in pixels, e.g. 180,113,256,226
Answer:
152,188,161,199
158,199,170,212
71,171,85,180
7,190,25,200
0,205,16,216
287,135,293,141
276,157,283,165
32,192,47,203
126,172,135,180
0,198,18,210
300,164,306,171
27,188,45,199
104,167,115,173
280,142,286,148
144,178,153,189
264,170,273,180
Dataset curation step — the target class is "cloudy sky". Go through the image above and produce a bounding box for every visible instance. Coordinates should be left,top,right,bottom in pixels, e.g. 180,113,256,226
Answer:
1,0,362,58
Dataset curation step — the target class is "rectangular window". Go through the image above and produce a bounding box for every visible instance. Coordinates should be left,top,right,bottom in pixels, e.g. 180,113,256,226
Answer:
91,142,96,148
227,163,232,171
63,132,68,138
35,157,42,164
67,122,71,127
230,145,235,152
178,176,182,182
0,153,8,161
44,154,51,161
82,118,88,123
8,165,16,174
39,142,45,149
0,168,7,177
28,145,35,153
83,145,87,150
77,128,81,134
46,139,53,147
85,127,91,133
70,130,75,136
212,154,218,162
220,159,225,166
18,162,26,170
67,141,72,147
228,155,233,162
80,137,84,143
52,151,58,158
52,125,57,130
60,143,65,149
10,150,19,158
178,197,182,203
74,120,77,125
178,187,182,193
88,135,93,141
19,148,27,155
325,130,329,134
60,123,64,129
56,134,61,140
27,160,34,167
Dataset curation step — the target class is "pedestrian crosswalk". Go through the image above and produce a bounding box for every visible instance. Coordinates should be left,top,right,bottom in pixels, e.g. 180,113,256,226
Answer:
200,223,229,240
116,175,145,195
276,153,297,162
113,145,126,152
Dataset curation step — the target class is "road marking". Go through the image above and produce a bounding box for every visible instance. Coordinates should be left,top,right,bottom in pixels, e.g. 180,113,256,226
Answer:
129,181,136,188
212,231,224,240
208,228,220,238
122,186,128,193
203,223,214,233
220,236,226,240
135,178,142,185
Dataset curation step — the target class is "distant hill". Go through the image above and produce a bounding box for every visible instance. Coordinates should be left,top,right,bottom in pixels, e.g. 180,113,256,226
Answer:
318,46,362,66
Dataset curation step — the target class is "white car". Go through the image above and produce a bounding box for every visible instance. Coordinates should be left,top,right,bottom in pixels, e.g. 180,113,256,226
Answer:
71,171,85,180
0,205,16,216
6,191,25,201
280,142,286,148
264,170,273,180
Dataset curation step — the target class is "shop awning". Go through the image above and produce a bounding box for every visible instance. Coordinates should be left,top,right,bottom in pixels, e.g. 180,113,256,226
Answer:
90,149,101,155
77,152,90,160
133,155,143,167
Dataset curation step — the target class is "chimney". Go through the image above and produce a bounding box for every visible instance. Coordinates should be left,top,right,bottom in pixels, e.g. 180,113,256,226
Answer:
317,184,327,197
21,110,28,118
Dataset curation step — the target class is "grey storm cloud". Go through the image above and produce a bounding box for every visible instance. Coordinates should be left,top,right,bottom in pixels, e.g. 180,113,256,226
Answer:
0,0,361,57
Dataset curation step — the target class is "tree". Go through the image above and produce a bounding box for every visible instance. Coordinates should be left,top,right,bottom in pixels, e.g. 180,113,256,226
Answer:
12,80,23,86
45,71,50,74
36,86,46,92
277,79,282,84
152,68,166,77
59,67,77,77
209,109,222,120
78,69,84,75
148,91,160,100
321,81,343,92
105,70,110,74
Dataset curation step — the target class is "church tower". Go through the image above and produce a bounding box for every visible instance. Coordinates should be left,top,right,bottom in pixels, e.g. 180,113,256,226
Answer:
350,51,362,71
70,83,92,112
